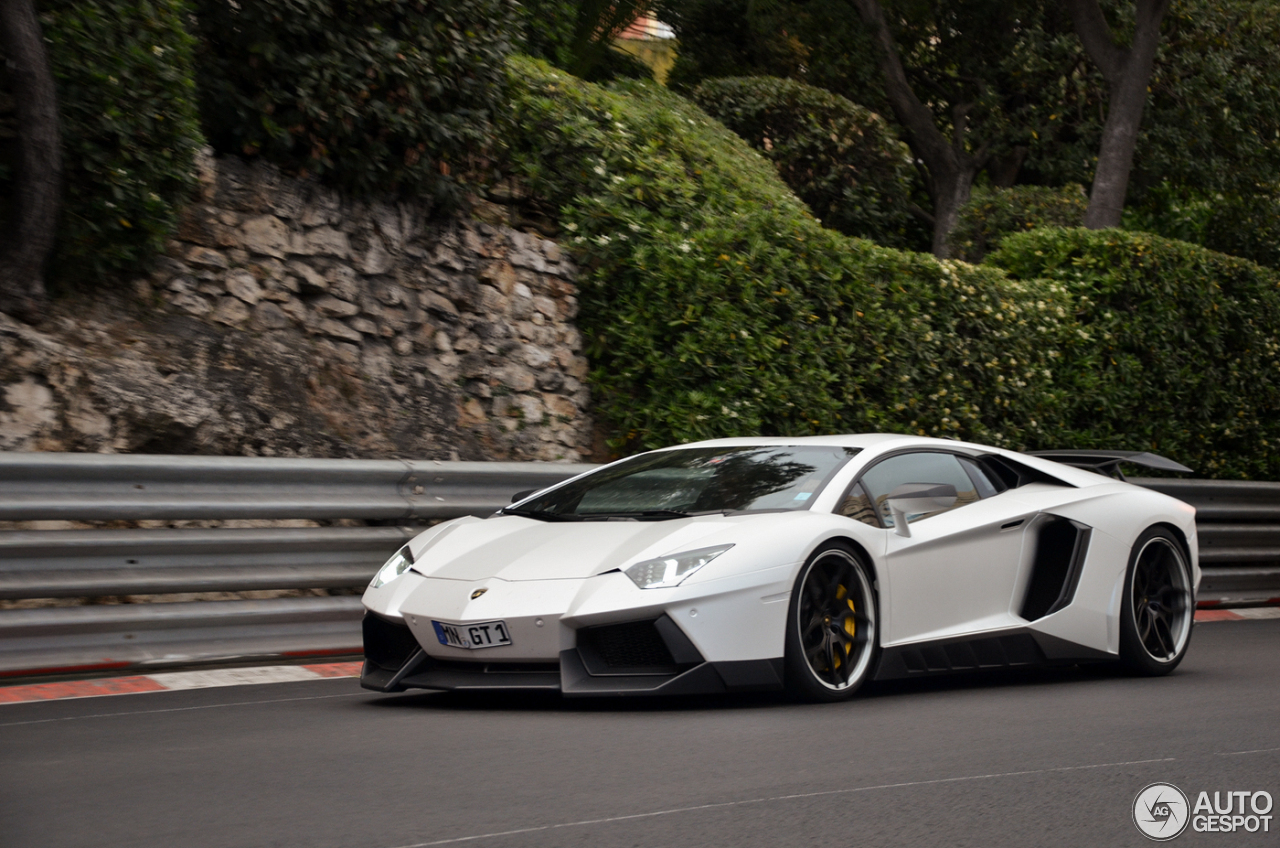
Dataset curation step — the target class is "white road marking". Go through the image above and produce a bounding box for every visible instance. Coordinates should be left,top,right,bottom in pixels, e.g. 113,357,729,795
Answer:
385,757,1177,847
1232,607,1280,620
147,666,324,690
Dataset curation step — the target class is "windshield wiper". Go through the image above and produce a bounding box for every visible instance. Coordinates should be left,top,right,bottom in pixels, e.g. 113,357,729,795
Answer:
498,508,584,522
501,508,728,522
580,509,729,520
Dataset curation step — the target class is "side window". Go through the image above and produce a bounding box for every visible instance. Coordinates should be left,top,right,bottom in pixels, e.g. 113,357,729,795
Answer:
858,452,981,527
838,481,881,527
959,457,1000,499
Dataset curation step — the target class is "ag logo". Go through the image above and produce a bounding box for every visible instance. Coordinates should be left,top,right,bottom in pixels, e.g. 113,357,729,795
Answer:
1134,783,1191,841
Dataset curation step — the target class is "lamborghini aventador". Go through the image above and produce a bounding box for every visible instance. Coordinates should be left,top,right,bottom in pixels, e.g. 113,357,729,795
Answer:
360,435,1198,701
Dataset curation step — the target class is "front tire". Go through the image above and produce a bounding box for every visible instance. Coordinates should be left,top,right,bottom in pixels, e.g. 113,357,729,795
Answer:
1119,527,1194,676
784,543,878,702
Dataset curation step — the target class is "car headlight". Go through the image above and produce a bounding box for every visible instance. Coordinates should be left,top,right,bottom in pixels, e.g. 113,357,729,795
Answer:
370,546,414,588
624,544,733,589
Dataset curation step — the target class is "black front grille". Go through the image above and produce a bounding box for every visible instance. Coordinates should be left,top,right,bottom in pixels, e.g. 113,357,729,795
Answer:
362,613,421,670
578,620,676,670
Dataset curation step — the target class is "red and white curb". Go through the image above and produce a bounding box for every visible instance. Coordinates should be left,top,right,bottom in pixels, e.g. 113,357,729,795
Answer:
0,661,362,706
1194,606,1280,622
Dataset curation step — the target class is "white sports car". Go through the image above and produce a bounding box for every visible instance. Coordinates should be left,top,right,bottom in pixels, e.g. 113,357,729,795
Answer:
360,435,1199,701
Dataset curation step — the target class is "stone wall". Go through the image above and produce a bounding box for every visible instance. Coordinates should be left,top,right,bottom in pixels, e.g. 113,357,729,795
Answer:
0,153,596,461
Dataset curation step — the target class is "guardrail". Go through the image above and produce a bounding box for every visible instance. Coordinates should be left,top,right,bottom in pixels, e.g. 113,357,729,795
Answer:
0,457,1275,680
0,527,418,598
1129,478,1280,607
0,454,594,678
0,453,597,521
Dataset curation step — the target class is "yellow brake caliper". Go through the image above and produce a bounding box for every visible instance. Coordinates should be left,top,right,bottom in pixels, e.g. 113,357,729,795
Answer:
833,584,856,669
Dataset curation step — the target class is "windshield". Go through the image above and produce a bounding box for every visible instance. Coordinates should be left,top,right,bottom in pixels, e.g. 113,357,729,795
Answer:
504,445,860,520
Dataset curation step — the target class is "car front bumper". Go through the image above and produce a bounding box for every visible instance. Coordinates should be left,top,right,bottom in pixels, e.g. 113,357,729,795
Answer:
359,611,786,697
359,564,797,696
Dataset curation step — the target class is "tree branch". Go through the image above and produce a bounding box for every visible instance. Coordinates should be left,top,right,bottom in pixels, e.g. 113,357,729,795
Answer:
848,0,952,174
848,0,989,257
1070,0,1171,228
1130,0,1171,67
907,202,935,227
1063,0,1127,83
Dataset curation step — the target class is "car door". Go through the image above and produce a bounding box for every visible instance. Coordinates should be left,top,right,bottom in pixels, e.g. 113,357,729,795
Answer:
854,451,1035,646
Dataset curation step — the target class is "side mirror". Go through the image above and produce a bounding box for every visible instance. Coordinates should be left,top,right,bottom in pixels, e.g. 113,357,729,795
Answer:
511,489,537,504
885,483,958,537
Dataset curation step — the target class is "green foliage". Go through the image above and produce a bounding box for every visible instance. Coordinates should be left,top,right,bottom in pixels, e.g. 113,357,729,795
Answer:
660,0,1062,181
516,0,655,82
1202,190,1280,272
657,0,813,91
662,0,1280,234
1018,1,1280,208
988,228,1280,478
503,57,1063,453
689,77,921,249
517,0,579,70
36,0,203,286
1134,1,1280,202
953,185,1088,263
191,0,517,204
581,47,654,84
1119,182,1216,247
504,59,1280,476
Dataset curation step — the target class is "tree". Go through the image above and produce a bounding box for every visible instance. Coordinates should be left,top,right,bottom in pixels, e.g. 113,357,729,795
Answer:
0,0,59,322
1065,0,1170,228
848,0,991,257
1008,1,1280,247
666,1,1280,255
663,0,1064,258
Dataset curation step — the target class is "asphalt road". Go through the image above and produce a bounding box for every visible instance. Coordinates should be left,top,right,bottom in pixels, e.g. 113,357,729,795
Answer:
2,620,1278,848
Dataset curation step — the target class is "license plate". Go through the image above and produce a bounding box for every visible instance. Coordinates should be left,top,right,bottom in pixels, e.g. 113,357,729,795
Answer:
431,619,512,650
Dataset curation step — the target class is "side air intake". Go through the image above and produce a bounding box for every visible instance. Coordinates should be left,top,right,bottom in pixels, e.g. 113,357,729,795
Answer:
1021,517,1092,621
575,615,704,676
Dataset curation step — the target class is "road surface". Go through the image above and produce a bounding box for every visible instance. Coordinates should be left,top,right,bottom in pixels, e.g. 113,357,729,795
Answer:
2,619,1277,847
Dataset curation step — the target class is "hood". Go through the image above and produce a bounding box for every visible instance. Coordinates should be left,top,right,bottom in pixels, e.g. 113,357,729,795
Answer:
408,514,736,581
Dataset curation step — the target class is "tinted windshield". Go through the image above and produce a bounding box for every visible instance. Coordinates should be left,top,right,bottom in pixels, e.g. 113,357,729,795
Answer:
506,446,860,519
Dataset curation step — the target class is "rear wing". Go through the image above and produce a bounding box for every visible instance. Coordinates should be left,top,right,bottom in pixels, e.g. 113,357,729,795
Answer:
1025,450,1192,481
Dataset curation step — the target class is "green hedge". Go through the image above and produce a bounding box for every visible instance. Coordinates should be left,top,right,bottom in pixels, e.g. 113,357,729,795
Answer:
192,0,516,204
39,0,204,286
690,77,920,249
988,228,1280,478
505,59,1280,477
952,185,1088,263
503,57,1064,452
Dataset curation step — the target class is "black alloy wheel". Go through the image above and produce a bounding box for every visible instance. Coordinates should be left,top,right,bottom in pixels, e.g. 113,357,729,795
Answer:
1120,527,1194,676
784,543,878,701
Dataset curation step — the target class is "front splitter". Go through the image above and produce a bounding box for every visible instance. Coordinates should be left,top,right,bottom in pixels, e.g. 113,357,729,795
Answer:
361,652,785,698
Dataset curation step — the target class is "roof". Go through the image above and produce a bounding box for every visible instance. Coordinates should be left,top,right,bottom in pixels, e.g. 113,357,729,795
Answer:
671,433,923,450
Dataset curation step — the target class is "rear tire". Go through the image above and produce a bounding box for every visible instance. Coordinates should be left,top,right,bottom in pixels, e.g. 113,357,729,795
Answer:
1119,527,1194,676
784,543,878,702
